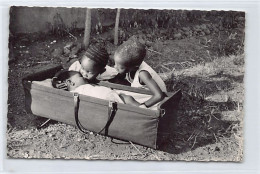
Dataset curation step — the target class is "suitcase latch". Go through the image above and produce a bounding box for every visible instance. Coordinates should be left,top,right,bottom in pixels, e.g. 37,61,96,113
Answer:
109,101,117,111
73,92,79,102
160,109,166,117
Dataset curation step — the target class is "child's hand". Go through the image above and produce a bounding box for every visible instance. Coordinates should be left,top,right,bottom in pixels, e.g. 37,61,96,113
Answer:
52,77,68,90
56,82,68,90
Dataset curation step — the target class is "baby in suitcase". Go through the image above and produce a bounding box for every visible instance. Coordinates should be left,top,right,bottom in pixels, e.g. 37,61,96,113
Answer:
52,70,143,107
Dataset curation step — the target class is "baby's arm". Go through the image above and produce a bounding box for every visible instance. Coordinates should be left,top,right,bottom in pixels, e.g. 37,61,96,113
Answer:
139,70,164,107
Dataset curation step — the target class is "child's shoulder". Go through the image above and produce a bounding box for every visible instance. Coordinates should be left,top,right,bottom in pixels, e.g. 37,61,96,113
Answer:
138,61,155,73
137,61,167,92
97,65,118,80
68,60,81,71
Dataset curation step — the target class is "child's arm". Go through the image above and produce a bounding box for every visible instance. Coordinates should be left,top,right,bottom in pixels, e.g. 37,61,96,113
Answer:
139,70,164,107
119,94,140,107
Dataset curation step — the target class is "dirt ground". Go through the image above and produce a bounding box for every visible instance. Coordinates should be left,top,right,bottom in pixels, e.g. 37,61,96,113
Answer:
7,24,244,161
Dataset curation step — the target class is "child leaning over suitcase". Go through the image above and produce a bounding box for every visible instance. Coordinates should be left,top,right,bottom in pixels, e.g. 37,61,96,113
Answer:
114,39,167,108
69,44,118,82
52,70,142,107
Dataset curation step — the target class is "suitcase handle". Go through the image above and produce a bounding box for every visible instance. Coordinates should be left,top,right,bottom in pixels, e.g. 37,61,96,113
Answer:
73,92,118,136
74,93,89,134
98,101,117,135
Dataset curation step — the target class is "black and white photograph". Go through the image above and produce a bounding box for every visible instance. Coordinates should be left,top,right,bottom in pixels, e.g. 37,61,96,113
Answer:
7,6,245,161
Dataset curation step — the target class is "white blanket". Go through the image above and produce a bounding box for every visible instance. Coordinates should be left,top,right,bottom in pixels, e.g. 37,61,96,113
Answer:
33,79,158,110
72,84,124,104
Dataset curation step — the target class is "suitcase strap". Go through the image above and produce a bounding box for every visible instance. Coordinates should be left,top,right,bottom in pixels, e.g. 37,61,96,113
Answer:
74,93,89,134
98,101,117,135
73,92,117,136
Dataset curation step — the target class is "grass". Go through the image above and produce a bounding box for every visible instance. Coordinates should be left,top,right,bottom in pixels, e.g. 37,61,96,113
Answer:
150,54,244,160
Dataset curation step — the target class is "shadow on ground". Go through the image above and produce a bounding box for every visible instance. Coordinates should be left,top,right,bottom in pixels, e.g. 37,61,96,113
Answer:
157,74,241,154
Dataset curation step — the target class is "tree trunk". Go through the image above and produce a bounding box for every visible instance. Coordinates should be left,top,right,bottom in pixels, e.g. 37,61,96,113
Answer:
83,8,91,49
114,8,121,45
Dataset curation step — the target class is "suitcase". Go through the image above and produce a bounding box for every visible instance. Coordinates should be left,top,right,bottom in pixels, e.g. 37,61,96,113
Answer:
22,65,182,149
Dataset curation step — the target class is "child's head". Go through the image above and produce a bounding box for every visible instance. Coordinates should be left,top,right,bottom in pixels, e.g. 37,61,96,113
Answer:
114,39,146,74
79,44,109,81
52,70,87,91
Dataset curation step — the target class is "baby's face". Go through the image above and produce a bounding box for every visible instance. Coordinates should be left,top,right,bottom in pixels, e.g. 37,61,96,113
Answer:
80,56,102,81
67,73,87,91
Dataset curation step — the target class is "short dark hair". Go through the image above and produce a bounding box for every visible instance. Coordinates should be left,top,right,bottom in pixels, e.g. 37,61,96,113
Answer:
52,70,81,89
115,39,146,67
80,44,109,69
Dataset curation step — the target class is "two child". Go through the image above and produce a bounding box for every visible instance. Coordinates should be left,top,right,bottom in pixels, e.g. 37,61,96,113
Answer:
66,39,166,108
